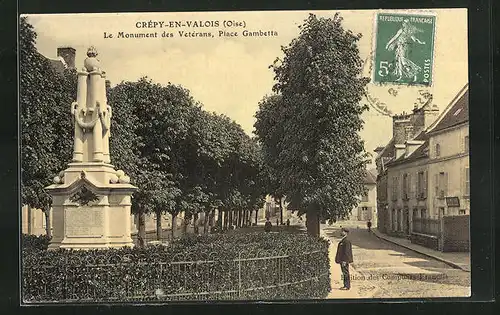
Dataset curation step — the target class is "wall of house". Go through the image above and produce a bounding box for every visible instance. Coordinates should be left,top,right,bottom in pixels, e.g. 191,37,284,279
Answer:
376,173,389,232
21,205,53,236
386,160,431,235
350,183,377,224
427,124,470,218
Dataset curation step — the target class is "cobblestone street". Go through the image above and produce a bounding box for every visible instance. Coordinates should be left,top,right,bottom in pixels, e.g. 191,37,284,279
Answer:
322,223,471,298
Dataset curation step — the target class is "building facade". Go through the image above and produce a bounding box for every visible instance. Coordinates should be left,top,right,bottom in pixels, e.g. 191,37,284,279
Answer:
349,170,378,225
375,85,469,244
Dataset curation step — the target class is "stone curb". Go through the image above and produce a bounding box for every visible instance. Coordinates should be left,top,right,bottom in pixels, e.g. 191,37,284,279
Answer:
371,230,470,272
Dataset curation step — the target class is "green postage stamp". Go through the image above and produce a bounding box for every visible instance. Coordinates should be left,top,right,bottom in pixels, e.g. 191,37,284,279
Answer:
373,13,436,86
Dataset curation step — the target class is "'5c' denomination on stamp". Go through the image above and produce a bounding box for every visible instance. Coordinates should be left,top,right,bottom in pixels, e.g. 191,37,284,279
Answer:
373,13,436,86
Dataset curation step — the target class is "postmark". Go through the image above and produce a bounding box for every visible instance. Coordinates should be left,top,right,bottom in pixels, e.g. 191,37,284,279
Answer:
373,13,436,86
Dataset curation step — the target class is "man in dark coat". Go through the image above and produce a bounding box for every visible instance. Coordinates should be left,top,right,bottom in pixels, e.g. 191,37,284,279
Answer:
335,227,353,290
264,218,272,232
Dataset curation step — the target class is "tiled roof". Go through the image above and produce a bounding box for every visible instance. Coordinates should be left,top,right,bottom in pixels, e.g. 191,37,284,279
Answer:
385,131,429,167
48,58,66,74
429,89,468,134
363,170,377,185
38,52,67,74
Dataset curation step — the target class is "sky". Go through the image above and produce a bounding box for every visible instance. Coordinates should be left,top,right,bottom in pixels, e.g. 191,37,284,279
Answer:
23,9,468,167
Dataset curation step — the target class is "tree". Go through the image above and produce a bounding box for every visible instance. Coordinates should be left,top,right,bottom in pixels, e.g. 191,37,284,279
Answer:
256,13,370,236
20,17,75,237
108,78,198,243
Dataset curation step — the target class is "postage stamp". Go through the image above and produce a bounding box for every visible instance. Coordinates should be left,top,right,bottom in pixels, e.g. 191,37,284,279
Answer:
373,13,436,86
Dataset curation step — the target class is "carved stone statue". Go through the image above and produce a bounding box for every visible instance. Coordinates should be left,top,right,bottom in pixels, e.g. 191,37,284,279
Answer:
72,46,111,163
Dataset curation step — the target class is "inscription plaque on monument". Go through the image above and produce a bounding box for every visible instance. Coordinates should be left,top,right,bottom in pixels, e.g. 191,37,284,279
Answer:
65,208,104,237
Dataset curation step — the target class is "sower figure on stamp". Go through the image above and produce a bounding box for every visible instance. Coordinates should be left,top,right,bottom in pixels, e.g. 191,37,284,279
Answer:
335,227,353,290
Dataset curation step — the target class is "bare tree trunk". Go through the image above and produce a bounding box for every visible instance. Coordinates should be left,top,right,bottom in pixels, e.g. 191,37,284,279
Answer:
238,209,243,227
182,213,188,235
279,197,284,225
203,210,210,234
155,211,162,241
217,208,222,229
138,212,146,248
255,208,259,225
44,209,52,238
171,213,177,239
193,212,199,234
27,205,32,235
224,209,229,230
306,206,320,237
228,210,233,229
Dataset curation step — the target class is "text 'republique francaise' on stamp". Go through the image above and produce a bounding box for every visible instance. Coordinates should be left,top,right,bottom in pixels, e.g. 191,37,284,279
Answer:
373,13,436,87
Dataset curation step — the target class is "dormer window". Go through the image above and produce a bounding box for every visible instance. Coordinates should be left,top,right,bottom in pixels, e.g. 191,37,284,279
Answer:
435,143,441,157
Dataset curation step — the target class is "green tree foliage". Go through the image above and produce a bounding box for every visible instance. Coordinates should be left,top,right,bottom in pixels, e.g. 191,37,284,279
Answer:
255,13,370,236
108,78,197,241
20,17,75,236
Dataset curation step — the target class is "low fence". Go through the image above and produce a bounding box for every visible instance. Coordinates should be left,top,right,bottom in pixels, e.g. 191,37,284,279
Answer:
22,249,330,302
442,215,470,252
411,218,441,237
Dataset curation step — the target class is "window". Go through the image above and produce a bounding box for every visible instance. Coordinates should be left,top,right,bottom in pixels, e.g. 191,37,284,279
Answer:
412,209,419,219
420,208,427,218
437,172,447,199
464,136,469,153
392,209,396,231
465,167,470,196
361,192,369,202
397,209,402,231
439,207,446,218
435,143,441,157
417,171,426,199
392,177,398,201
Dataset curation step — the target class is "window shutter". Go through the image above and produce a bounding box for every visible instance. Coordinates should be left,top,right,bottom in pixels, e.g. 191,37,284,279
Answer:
434,173,438,195
408,174,412,199
444,172,449,197
460,134,465,153
423,171,428,198
460,167,465,196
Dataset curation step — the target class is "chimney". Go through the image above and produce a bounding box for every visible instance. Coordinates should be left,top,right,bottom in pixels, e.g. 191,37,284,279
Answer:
392,113,412,144
423,104,440,129
405,140,425,156
57,47,76,69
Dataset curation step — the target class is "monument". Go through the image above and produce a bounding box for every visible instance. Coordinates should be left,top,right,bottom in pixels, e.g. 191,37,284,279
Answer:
45,47,137,249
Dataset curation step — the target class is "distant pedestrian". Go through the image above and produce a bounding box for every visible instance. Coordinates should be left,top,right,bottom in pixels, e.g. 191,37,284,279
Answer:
264,218,272,232
286,219,290,226
367,220,372,233
335,228,353,290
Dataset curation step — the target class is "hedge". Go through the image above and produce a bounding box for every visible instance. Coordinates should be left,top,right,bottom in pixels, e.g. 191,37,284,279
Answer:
22,231,330,302
21,234,51,251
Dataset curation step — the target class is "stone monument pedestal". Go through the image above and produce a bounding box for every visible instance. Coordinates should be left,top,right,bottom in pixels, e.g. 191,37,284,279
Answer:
46,163,136,250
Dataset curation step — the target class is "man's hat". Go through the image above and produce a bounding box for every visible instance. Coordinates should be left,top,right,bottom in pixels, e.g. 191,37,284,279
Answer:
341,227,349,233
